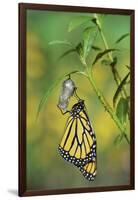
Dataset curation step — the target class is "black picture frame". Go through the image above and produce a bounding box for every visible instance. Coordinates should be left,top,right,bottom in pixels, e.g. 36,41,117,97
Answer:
19,3,135,197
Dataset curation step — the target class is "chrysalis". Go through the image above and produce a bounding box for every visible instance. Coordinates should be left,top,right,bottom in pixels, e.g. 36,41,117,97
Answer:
57,78,76,112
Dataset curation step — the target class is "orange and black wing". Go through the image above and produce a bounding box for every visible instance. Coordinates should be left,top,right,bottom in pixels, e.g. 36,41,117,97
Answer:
58,109,96,169
79,159,97,181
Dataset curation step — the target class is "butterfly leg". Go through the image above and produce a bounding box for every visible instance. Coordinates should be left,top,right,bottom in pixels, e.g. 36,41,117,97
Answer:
57,105,69,115
74,87,82,101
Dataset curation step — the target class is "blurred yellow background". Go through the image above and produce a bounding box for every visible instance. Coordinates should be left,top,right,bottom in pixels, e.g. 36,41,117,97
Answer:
26,10,130,190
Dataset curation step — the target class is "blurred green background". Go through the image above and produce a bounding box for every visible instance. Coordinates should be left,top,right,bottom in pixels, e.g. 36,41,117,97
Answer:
26,10,130,190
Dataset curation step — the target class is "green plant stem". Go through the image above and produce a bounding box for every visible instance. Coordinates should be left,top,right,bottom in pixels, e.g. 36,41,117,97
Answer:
95,14,128,99
83,67,130,144
88,74,130,144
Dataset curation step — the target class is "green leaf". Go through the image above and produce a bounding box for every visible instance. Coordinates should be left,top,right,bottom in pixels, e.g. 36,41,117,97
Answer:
36,73,71,120
110,57,117,68
75,43,86,64
115,33,129,44
91,45,102,51
36,70,85,120
92,49,117,65
83,26,96,59
114,134,124,145
49,40,73,46
113,72,130,107
125,64,130,70
91,17,101,29
101,59,111,66
91,17,98,26
116,98,128,124
68,16,92,32
59,49,76,60
76,43,83,56
101,57,117,67
36,77,63,120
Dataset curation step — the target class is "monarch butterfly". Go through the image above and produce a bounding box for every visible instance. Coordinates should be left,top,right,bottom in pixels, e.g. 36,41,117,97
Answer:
58,99,97,181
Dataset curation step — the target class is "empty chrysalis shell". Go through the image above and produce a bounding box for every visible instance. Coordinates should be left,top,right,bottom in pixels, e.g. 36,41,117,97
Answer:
58,78,76,111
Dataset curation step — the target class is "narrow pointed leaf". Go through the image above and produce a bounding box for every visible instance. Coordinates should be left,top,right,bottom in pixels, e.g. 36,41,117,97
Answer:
76,43,83,56
125,64,130,69
83,26,96,59
113,72,130,107
36,77,64,120
92,49,117,65
115,33,129,44
91,18,98,26
68,16,92,32
49,40,73,46
114,134,124,145
101,59,111,66
36,70,84,120
36,72,72,120
75,43,86,64
110,57,117,68
91,45,102,51
116,98,128,124
58,49,76,60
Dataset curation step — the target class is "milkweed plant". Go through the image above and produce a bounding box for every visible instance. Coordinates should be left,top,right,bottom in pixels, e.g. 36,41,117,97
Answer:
37,14,130,145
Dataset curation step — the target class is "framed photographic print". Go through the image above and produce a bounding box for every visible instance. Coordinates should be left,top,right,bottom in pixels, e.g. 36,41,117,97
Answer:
19,3,135,197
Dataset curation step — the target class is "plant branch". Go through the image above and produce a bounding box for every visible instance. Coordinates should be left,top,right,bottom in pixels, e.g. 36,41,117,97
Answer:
87,72,130,144
81,64,130,144
94,14,128,100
